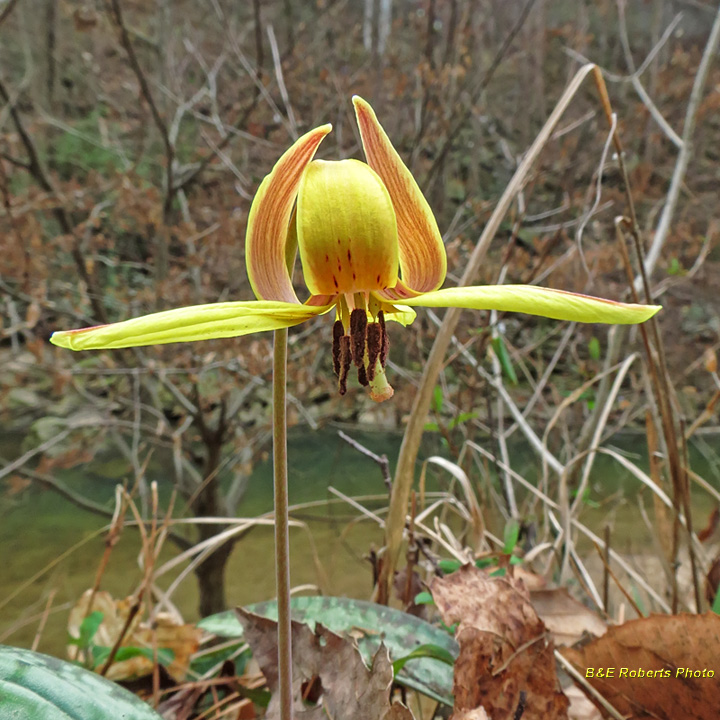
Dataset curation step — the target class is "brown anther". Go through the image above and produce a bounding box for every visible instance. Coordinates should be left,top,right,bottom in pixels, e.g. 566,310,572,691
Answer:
338,335,351,395
332,320,344,377
366,322,382,382
350,309,367,367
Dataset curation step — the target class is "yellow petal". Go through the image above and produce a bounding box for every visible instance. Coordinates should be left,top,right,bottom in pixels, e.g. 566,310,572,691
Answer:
402,285,661,324
367,295,417,326
297,159,399,295
246,125,332,303
353,96,446,293
50,301,333,350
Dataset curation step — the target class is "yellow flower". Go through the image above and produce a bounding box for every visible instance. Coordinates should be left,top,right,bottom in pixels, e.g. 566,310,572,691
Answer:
51,97,660,402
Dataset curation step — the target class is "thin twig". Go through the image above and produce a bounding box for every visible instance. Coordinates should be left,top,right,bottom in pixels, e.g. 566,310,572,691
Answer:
106,0,175,217
337,430,392,490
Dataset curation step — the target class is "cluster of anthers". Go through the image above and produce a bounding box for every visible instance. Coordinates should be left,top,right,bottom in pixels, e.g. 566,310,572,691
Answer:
333,304,391,401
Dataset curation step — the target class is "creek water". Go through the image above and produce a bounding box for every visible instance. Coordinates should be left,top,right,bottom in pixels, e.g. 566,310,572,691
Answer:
1,425,718,657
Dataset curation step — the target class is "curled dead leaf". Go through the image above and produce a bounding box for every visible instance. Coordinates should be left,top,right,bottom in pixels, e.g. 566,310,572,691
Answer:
530,588,607,647
67,589,201,682
431,564,569,720
25,301,41,330
561,612,720,719
703,348,717,374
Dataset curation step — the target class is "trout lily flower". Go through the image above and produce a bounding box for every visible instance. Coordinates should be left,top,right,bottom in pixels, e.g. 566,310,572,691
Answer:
51,97,660,401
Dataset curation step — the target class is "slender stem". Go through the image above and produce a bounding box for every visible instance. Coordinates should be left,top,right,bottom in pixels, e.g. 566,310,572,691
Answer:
272,327,293,720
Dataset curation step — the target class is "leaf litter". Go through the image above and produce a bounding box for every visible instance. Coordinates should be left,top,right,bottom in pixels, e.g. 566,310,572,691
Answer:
431,564,570,720
236,607,413,719
562,612,720,719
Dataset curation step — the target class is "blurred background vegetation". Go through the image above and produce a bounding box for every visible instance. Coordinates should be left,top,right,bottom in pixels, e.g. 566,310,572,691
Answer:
1,0,719,659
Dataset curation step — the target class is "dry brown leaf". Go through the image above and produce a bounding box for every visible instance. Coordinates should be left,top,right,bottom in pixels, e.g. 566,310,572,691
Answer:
531,588,607,646
431,564,569,720
5,474,32,496
564,685,602,720
68,590,142,662
67,590,201,682
130,615,203,682
451,709,490,720
561,612,720,719
25,301,41,329
703,348,717,373
381,702,415,719
236,607,414,720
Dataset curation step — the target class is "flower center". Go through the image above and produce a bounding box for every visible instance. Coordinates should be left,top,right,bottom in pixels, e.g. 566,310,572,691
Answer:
331,296,393,402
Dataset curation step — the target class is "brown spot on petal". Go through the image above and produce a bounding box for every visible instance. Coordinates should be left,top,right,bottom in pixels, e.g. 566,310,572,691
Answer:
333,275,339,289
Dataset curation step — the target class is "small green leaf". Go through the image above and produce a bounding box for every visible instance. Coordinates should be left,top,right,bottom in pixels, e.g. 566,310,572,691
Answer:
667,257,684,276
448,411,478,430
92,645,175,670
438,559,462,574
414,591,434,605
78,611,104,648
491,335,518,385
475,557,495,569
503,519,520,554
588,336,601,360
713,588,720,616
432,385,443,413
392,643,456,675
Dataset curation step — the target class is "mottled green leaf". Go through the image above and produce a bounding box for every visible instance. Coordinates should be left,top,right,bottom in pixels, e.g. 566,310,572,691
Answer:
199,596,457,705
0,645,164,720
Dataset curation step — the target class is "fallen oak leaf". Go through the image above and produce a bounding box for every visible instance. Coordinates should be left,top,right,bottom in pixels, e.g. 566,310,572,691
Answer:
561,612,720,720
431,564,569,720
530,588,607,647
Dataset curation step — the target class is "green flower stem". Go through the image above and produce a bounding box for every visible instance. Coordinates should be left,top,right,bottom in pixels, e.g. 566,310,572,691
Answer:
272,327,292,720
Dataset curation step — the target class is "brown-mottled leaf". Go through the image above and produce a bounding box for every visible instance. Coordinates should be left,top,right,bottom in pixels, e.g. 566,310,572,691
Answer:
236,607,414,720
431,564,568,720
561,613,720,719
530,588,607,646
